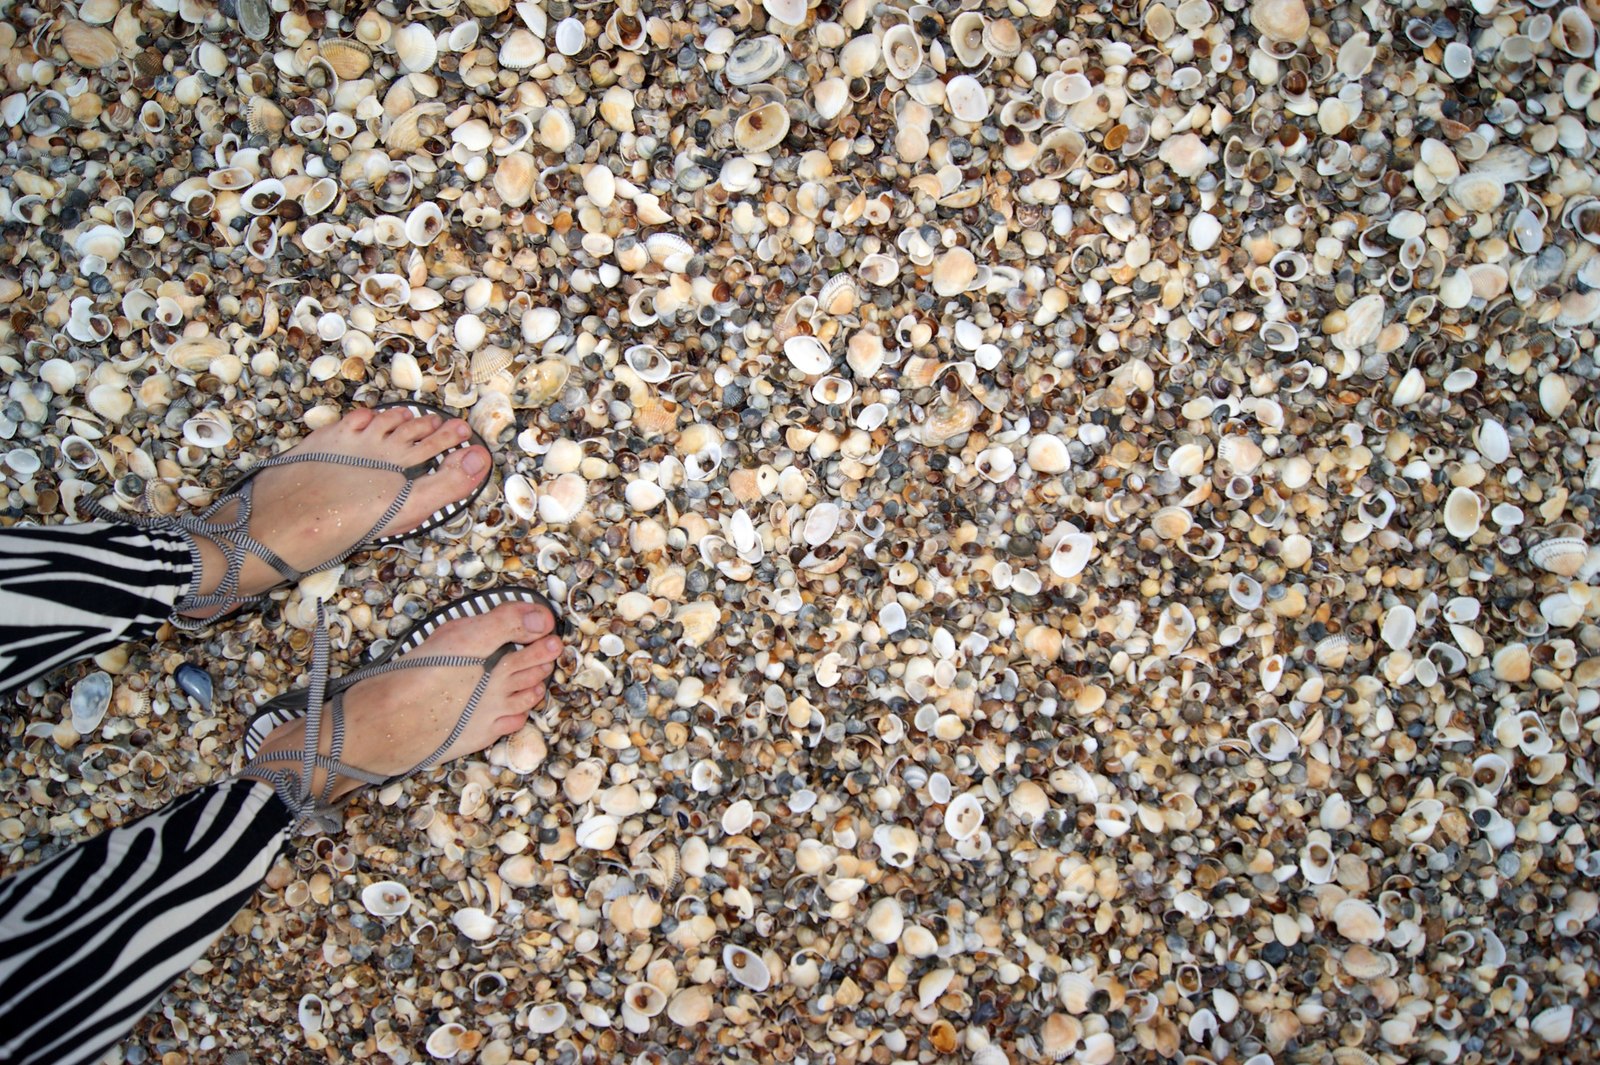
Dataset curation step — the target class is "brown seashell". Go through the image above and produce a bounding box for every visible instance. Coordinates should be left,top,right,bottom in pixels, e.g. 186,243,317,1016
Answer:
319,38,373,79
61,19,120,68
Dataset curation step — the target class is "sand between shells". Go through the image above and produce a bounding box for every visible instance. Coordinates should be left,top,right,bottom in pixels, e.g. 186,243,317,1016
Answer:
2,0,1600,1061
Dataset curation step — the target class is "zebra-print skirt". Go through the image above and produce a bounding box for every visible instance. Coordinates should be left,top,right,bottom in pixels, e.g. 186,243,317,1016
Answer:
0,522,292,1065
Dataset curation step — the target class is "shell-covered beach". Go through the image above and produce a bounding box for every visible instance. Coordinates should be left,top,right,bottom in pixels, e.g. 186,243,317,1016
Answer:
2,0,1599,1060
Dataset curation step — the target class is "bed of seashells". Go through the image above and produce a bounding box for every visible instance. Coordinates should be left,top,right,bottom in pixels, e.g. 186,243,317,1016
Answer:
2,0,1600,1060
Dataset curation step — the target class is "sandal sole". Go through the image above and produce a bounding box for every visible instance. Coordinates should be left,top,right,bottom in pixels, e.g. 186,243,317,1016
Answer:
241,586,562,761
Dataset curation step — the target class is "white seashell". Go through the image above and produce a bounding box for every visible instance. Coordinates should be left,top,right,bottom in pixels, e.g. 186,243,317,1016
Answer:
1246,718,1299,761
1229,573,1262,610
538,472,587,525
763,0,806,26
394,23,439,72
405,202,445,245
299,994,326,1035
526,1003,568,1034
1050,530,1094,579
360,880,413,918
1027,434,1070,474
1381,604,1417,651
783,335,832,374
625,479,665,512
575,814,620,850
945,75,988,122
944,792,984,840
554,16,586,55
1476,418,1510,465
1443,487,1481,539
425,1023,467,1059
723,944,771,991
1532,1004,1574,1044
721,798,754,834
882,24,922,80
183,411,234,449
503,473,538,522
451,907,498,941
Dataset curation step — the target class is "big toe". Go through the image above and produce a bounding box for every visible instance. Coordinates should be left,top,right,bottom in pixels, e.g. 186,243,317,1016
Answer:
383,445,491,536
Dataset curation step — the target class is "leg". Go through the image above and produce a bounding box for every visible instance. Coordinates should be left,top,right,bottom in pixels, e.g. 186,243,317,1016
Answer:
0,779,292,1065
0,523,196,697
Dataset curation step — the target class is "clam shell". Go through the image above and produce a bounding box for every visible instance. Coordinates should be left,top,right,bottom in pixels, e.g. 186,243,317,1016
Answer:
734,100,791,153
722,945,772,991
726,35,786,86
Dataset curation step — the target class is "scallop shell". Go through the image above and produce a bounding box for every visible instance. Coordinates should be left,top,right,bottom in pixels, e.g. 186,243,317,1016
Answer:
1529,536,1588,577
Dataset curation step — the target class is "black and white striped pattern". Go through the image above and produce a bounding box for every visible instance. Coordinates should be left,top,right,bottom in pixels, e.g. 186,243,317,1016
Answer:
0,523,196,696
0,779,291,1065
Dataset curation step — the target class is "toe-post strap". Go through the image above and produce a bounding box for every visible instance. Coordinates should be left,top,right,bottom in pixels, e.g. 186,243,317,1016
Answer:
240,602,518,829
84,449,423,630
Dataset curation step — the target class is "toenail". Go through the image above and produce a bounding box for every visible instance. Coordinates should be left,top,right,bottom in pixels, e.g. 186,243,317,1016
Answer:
462,449,488,475
542,636,561,653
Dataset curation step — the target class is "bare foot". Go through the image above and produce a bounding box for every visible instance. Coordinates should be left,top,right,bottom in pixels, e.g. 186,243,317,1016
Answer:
182,408,491,618
244,602,561,803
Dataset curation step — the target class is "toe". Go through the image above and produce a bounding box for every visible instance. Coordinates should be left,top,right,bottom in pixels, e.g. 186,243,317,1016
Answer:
380,446,491,537
412,418,473,457
393,412,443,443
342,409,378,432
368,407,415,435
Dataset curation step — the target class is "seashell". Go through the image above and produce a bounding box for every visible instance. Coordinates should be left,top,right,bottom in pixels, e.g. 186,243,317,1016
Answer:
723,945,771,991
734,101,791,153
1150,506,1192,541
298,994,326,1036
666,985,714,1026
394,24,439,73
944,793,984,840
931,247,978,297
1050,530,1094,579
1251,0,1308,44
1229,573,1262,611
1529,537,1588,577
1152,604,1195,656
1450,173,1506,213
575,814,620,850
451,907,497,941
539,107,576,152
783,335,832,374
183,411,234,449
503,473,538,523
1476,418,1510,465
945,75,988,122
494,151,537,208
361,880,412,918
1246,718,1298,761
1443,487,1481,539
527,1003,568,1034
76,224,125,262
499,28,542,68
763,0,806,26
405,202,445,245
425,1023,466,1059
950,12,987,66
70,671,112,733
538,472,587,525
983,18,1022,58
726,34,786,86
554,16,585,55
882,24,922,81
1332,898,1385,944
1554,7,1596,58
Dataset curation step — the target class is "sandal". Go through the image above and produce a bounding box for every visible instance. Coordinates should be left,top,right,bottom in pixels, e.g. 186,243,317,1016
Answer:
241,587,563,828
84,402,491,631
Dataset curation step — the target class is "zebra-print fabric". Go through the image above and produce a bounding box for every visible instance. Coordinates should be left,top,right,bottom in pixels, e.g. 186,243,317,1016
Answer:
0,778,291,1065
0,523,196,697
